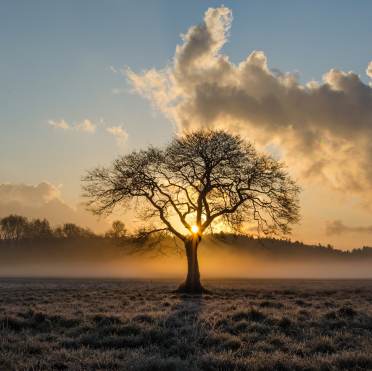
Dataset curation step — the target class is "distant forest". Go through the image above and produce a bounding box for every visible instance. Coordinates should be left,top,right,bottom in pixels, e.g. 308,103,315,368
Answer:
0,214,123,241
1,214,372,262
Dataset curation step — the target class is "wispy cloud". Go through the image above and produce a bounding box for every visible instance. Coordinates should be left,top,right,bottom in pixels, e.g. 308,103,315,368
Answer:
109,65,119,74
106,126,128,146
76,119,96,133
326,220,372,236
48,119,96,133
111,88,125,95
48,118,129,147
48,119,70,130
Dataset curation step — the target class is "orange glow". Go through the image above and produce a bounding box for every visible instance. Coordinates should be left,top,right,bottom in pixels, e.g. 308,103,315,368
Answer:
191,225,199,234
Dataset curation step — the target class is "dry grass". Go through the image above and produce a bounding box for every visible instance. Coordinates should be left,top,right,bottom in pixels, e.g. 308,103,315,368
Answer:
1,279,372,370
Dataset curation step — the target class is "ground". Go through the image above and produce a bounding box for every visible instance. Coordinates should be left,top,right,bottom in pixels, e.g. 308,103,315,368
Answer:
1,279,372,370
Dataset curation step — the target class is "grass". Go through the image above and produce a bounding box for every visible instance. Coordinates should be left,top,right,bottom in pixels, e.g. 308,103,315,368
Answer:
0,279,372,370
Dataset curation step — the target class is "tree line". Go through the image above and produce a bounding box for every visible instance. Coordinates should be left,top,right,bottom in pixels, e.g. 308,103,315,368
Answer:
1,214,372,261
0,214,127,242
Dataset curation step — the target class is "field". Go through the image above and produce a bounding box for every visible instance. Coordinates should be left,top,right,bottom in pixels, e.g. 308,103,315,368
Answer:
1,279,372,370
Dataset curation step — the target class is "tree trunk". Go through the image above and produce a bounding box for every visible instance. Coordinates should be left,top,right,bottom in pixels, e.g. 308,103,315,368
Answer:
177,237,204,294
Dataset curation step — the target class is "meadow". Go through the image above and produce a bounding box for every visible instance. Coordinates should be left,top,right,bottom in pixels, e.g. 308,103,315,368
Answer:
1,279,372,370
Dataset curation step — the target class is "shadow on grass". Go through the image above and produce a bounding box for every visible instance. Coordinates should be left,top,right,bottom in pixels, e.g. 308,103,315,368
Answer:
161,294,205,359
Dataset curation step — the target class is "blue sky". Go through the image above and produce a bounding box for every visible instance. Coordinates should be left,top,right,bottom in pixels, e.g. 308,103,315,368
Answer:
1,1,372,247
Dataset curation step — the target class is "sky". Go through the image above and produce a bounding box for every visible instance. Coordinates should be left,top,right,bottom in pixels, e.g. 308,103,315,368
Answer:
1,1,372,249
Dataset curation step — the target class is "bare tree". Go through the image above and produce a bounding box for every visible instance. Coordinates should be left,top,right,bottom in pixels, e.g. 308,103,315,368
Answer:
105,220,127,240
83,130,300,293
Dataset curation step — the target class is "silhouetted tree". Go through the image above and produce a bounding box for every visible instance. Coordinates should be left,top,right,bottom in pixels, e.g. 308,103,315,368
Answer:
0,215,28,241
26,218,53,239
105,220,127,240
83,130,300,293
52,226,66,239
54,223,94,239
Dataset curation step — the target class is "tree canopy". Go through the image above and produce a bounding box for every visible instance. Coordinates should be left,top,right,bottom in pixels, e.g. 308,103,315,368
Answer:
83,130,300,239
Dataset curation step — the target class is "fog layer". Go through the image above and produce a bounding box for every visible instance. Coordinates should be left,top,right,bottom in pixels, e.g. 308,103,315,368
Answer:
1,237,372,279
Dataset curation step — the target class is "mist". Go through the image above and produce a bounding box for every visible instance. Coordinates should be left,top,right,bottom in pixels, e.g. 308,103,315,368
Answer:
1,237,372,279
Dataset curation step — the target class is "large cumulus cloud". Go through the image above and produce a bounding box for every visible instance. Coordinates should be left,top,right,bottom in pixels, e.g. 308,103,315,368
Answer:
127,6,372,202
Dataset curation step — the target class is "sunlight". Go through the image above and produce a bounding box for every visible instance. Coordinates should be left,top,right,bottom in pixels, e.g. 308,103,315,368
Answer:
191,225,199,234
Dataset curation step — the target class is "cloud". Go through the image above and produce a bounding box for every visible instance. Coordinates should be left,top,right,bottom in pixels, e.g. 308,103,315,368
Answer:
48,118,128,146
106,126,128,145
367,61,372,81
127,6,372,203
109,65,119,74
76,119,96,133
48,119,70,130
326,220,372,236
0,182,61,207
0,182,108,232
112,88,124,95
48,119,96,133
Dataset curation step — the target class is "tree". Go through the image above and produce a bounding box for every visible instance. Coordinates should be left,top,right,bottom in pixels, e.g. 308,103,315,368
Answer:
26,218,53,239
0,215,29,241
105,220,127,240
55,223,95,239
83,130,300,293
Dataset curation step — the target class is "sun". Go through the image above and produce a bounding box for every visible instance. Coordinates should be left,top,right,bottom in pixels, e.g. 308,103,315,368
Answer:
191,225,199,234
